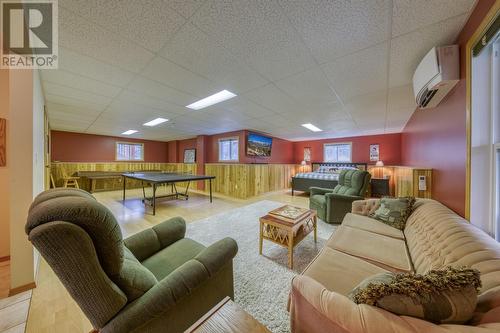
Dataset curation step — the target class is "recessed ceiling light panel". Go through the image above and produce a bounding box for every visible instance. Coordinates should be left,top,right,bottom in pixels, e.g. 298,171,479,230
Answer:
186,90,237,110
301,123,322,132
122,130,138,135
143,117,168,127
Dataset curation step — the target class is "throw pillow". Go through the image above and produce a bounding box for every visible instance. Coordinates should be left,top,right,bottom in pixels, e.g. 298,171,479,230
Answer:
370,196,415,230
348,266,482,324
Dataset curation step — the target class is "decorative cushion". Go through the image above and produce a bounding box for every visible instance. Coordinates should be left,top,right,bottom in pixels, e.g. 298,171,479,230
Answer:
113,247,158,301
348,266,482,324
370,197,415,230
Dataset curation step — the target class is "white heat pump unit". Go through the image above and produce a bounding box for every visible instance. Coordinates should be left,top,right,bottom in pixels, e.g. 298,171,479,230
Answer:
413,45,459,109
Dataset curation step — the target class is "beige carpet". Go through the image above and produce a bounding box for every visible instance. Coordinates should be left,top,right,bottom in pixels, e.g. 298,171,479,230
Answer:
187,200,336,333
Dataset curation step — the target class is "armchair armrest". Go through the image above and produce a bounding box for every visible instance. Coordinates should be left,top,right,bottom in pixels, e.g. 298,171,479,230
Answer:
101,238,238,333
325,193,364,202
310,187,335,196
352,199,381,216
124,217,186,261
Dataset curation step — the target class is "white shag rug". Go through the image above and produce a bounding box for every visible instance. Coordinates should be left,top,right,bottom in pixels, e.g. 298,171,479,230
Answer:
186,200,336,333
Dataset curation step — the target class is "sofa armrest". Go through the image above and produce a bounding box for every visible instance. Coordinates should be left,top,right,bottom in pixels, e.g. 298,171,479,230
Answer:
101,238,238,333
310,187,335,196
290,275,500,333
124,217,186,261
352,199,381,216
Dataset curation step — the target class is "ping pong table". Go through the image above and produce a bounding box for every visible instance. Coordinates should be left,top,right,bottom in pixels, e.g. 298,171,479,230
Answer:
122,172,215,215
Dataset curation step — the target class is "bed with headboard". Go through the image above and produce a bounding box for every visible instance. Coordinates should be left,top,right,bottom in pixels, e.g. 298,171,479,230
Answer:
291,162,368,195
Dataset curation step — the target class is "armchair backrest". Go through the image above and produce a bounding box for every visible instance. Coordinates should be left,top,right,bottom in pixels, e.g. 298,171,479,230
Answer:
25,188,153,328
332,169,371,197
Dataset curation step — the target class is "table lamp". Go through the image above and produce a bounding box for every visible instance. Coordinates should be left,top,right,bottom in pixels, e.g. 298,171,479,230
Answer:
301,160,307,172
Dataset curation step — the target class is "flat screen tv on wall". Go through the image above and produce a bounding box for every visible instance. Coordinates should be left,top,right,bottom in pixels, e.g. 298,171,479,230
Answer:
247,133,272,157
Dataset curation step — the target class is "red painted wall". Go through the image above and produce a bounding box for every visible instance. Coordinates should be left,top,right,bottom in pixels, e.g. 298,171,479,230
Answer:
51,131,168,162
400,0,496,217
177,138,197,163
293,133,402,165
204,130,294,164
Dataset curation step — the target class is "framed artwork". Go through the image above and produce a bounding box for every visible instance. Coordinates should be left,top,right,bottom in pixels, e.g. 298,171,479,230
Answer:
0,118,5,166
303,147,311,162
184,149,196,163
369,144,379,161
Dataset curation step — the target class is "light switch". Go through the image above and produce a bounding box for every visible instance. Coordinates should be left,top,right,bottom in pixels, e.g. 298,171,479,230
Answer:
418,175,427,191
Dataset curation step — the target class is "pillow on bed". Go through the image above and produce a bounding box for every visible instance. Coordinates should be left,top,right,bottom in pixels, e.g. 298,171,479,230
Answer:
316,166,329,173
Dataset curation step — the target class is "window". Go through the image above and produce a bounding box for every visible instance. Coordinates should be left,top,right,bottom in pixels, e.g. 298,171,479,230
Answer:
323,143,352,162
218,137,239,162
116,142,144,161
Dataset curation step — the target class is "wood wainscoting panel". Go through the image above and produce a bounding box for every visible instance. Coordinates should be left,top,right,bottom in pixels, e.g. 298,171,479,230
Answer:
368,166,432,199
204,164,300,199
50,162,197,192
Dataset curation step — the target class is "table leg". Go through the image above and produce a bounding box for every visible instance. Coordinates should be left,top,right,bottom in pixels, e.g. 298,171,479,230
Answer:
122,176,126,201
209,179,213,203
259,221,263,255
288,230,294,269
313,215,317,243
152,183,157,216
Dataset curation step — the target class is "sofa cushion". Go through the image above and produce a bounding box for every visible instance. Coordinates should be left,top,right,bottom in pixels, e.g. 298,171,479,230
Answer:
302,247,389,295
343,213,404,240
370,197,415,230
348,267,481,324
113,247,158,301
142,238,205,280
327,226,412,272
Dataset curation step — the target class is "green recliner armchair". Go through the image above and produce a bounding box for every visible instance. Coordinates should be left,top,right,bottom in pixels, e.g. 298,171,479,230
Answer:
25,188,238,333
309,169,371,224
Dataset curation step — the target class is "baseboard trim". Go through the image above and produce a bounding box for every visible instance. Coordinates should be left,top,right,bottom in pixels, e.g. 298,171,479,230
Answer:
9,282,36,296
0,256,10,262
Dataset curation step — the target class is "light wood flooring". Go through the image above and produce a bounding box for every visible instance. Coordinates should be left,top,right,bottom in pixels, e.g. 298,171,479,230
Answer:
0,261,31,333
25,187,309,332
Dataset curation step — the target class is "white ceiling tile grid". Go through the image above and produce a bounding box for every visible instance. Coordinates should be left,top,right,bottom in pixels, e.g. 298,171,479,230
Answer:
45,0,477,141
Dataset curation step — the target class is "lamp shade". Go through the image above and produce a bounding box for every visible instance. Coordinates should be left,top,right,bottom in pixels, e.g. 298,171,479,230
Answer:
301,160,307,166
375,160,384,167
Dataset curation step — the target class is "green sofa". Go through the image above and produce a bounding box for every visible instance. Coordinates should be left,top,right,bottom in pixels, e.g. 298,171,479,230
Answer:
25,188,238,333
309,169,371,224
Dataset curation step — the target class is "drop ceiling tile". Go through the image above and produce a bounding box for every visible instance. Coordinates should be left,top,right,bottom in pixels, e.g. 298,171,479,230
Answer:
49,121,90,133
160,23,268,93
56,47,135,87
141,56,217,98
60,0,186,52
46,102,102,117
279,0,391,64
244,84,301,114
274,67,340,107
45,94,108,112
389,14,468,87
344,91,387,123
116,90,186,115
48,110,98,123
388,84,416,112
322,42,388,101
191,0,315,81
59,8,154,72
43,82,113,106
41,70,122,98
392,0,475,37
221,98,276,118
128,76,196,107
168,0,206,19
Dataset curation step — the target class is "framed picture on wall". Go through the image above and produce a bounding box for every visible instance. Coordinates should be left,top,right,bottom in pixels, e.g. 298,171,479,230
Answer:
370,144,379,161
303,147,311,162
184,149,196,163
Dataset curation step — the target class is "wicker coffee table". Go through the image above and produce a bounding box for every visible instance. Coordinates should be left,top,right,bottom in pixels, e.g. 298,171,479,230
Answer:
259,206,317,269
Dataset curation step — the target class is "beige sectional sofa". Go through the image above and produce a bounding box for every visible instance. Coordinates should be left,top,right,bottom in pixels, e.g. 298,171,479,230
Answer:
289,199,500,333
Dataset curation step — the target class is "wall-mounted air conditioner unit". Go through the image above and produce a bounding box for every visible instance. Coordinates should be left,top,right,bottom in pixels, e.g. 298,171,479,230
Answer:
413,45,459,109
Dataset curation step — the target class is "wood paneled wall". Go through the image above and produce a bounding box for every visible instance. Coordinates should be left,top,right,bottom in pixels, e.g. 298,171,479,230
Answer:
51,162,197,192
368,166,433,198
203,164,301,199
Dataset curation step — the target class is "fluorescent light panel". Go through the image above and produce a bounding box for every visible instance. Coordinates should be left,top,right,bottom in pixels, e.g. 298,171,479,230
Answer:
186,90,237,110
143,117,168,127
301,123,322,132
122,130,138,135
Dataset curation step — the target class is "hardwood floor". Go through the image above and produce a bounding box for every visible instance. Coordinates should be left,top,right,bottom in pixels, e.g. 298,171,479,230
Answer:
25,187,309,332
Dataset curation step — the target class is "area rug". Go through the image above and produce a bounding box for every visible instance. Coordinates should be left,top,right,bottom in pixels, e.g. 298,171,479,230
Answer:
186,200,336,333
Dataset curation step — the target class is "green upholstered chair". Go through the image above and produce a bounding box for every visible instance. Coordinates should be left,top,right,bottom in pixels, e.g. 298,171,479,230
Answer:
25,188,238,333
309,169,371,224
